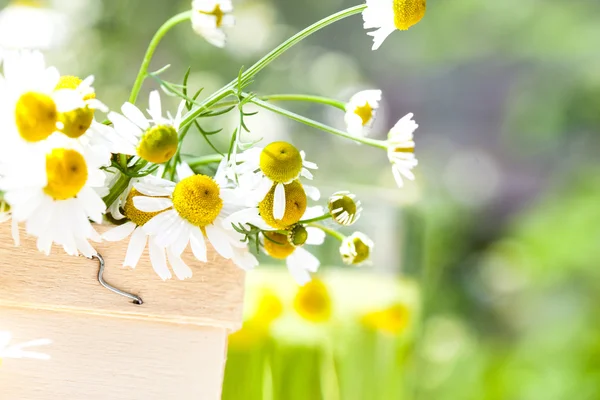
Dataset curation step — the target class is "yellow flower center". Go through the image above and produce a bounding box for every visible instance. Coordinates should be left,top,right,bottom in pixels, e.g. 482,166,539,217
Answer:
259,141,303,183
58,107,94,139
294,279,332,323
43,148,88,200
354,102,373,126
15,92,57,142
55,76,96,100
123,188,167,227
393,0,426,30
342,235,372,265
361,304,411,335
263,232,295,260
329,193,358,225
288,224,308,247
136,125,178,164
258,181,307,230
172,175,222,228
200,5,225,27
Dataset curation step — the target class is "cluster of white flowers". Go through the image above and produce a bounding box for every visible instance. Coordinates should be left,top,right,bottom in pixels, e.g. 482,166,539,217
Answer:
0,0,426,286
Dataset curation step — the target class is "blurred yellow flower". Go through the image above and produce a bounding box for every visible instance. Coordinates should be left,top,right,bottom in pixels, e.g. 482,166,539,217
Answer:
229,288,284,349
361,303,411,335
293,279,332,323
254,288,284,326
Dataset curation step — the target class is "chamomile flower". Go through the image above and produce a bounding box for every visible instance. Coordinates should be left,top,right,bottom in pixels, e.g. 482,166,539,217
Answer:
108,90,185,164
340,232,374,265
235,141,318,221
387,113,418,188
362,0,426,50
103,179,193,280
0,50,61,149
191,0,235,48
53,75,131,159
225,179,313,231
328,191,362,226
0,331,51,362
344,89,382,137
0,138,108,257
133,162,257,272
261,207,326,285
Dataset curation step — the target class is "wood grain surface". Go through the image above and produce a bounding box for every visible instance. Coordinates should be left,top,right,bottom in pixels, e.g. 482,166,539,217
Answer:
0,223,246,330
0,308,228,400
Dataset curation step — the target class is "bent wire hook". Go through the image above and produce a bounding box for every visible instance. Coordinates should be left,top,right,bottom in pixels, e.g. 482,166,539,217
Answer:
91,253,143,305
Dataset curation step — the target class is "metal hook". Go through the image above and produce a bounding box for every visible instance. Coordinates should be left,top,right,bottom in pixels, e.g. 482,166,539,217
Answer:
91,253,143,305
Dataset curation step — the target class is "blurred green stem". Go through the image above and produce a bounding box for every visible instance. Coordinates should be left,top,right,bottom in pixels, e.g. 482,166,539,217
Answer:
300,213,332,224
187,153,224,169
262,94,346,110
180,4,367,129
129,11,192,104
310,223,345,241
249,97,387,149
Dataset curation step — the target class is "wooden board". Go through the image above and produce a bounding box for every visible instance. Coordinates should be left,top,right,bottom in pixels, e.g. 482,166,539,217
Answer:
0,308,228,400
0,223,247,399
0,224,246,330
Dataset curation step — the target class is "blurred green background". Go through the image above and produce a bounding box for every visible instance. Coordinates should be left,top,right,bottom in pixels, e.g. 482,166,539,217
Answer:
2,0,600,398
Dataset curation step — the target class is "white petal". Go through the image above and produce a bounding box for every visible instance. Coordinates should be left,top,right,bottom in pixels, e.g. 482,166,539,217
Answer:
143,210,179,236
286,255,312,286
166,248,193,280
148,240,171,280
273,183,286,220
190,228,208,262
133,197,172,213
102,221,136,241
121,102,150,130
306,227,326,246
148,90,162,122
291,247,320,273
124,227,147,268
205,225,234,259
231,248,258,271
304,185,321,201
176,162,195,180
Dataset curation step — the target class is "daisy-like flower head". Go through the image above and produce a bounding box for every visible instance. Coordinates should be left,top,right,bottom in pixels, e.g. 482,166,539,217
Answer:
261,207,326,285
236,141,318,221
52,75,130,160
328,191,362,226
361,303,411,336
103,178,195,281
0,138,108,257
191,0,235,48
387,113,418,188
293,278,332,323
133,162,258,273
108,90,184,164
0,331,52,363
340,232,374,265
344,89,382,137
362,0,426,50
0,50,61,147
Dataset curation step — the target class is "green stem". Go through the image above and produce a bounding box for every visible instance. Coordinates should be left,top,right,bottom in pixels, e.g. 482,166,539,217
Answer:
102,172,131,210
180,4,366,129
261,94,346,111
187,153,225,169
300,213,332,224
249,97,388,149
309,223,345,242
128,11,192,104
